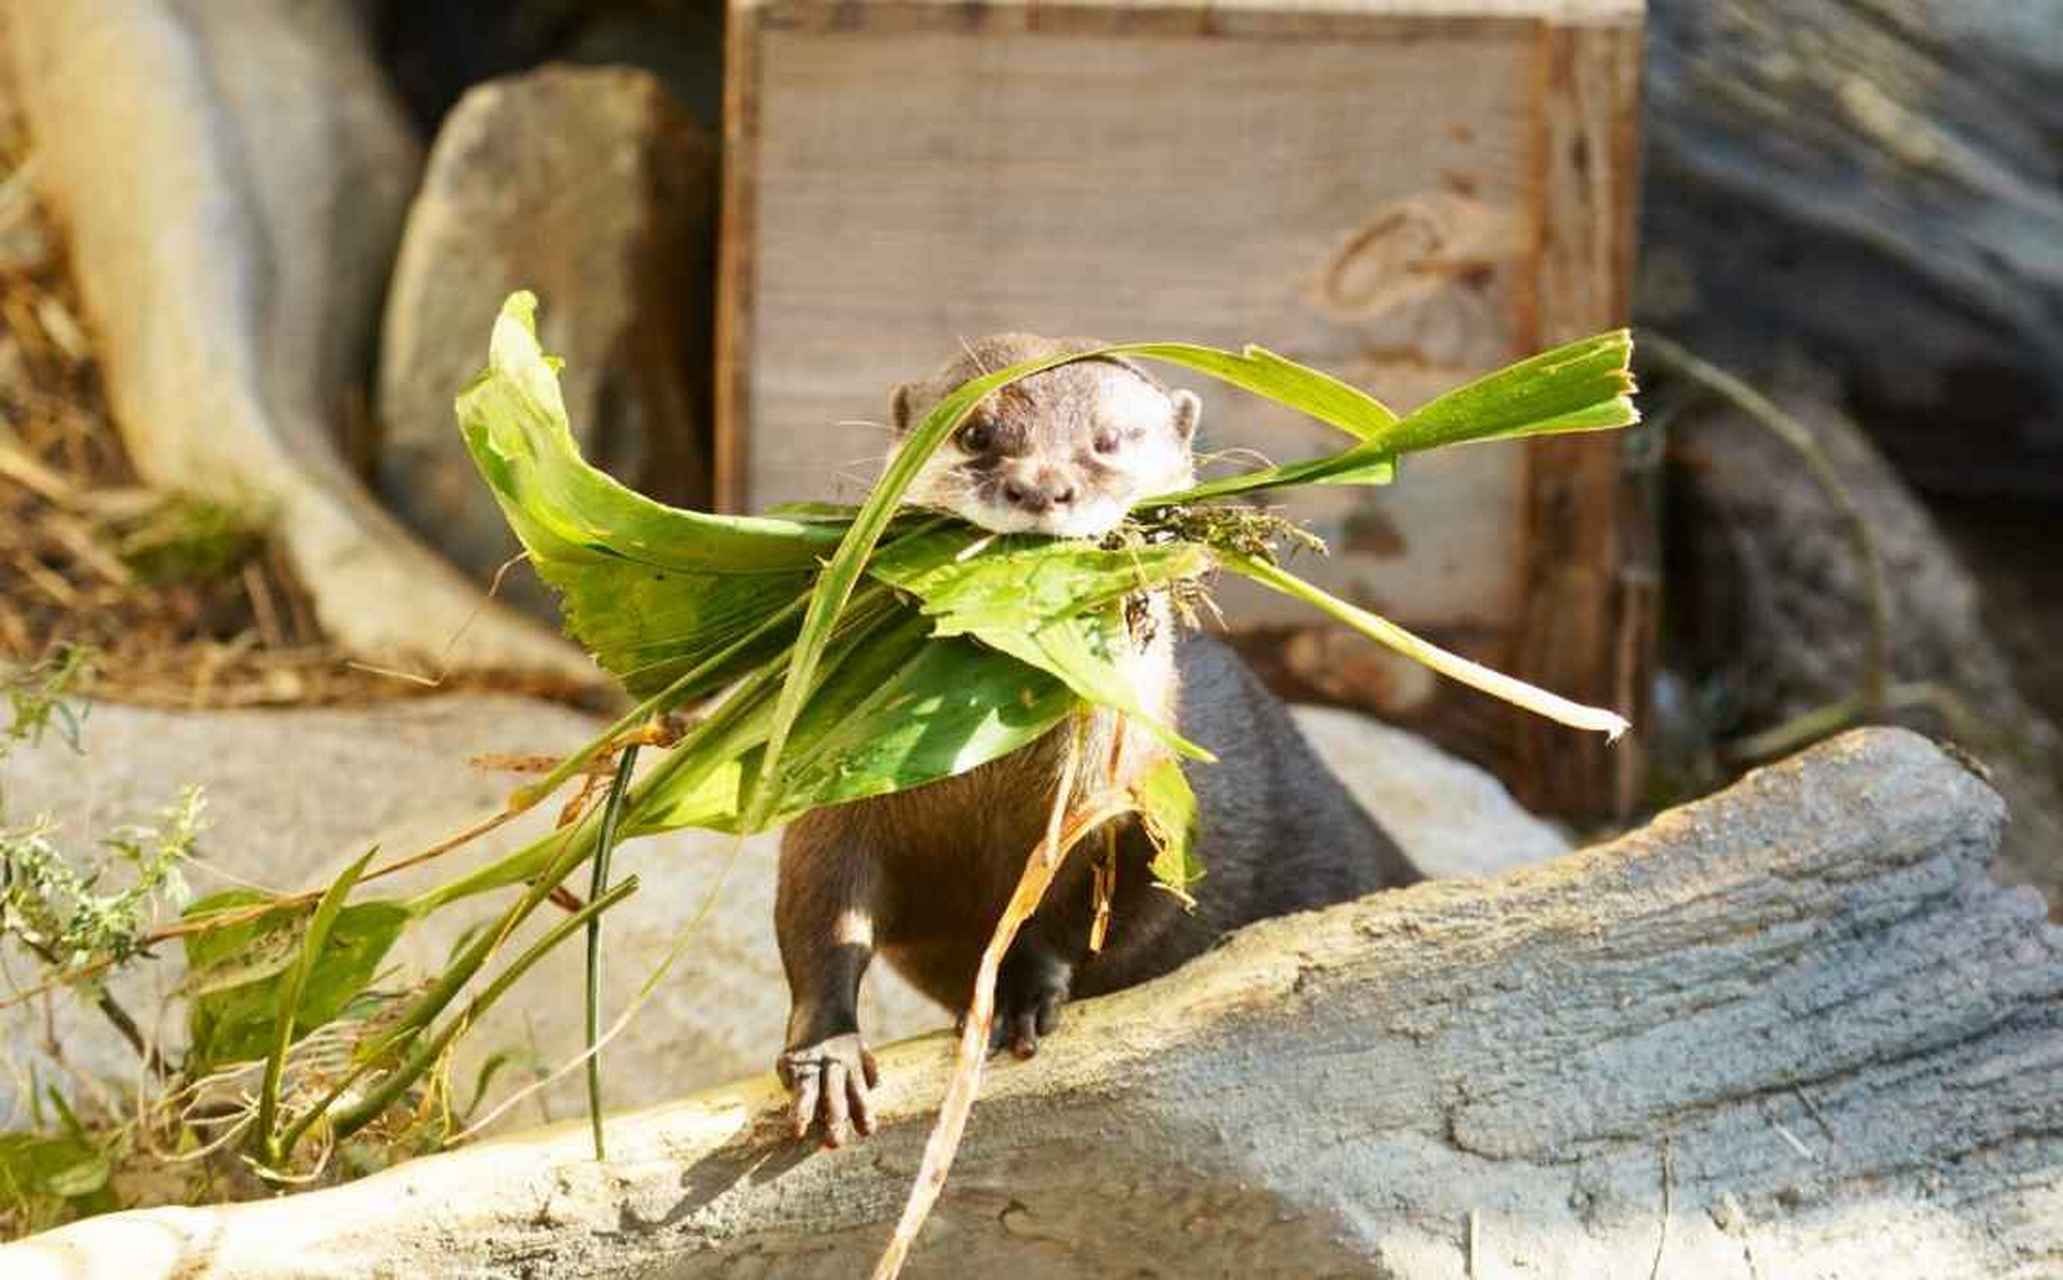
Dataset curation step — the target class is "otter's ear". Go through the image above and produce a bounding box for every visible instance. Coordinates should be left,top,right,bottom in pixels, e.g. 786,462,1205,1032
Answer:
1170,389,1201,443
890,384,915,433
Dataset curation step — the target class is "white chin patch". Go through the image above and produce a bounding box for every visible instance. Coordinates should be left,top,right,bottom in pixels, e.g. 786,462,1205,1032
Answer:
946,497,1122,539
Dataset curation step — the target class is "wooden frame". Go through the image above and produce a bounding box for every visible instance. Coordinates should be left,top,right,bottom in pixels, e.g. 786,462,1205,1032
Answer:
717,0,1650,817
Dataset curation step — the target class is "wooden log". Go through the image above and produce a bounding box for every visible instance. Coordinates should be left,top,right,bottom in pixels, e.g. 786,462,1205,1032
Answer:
718,0,1652,816
10,727,2058,1277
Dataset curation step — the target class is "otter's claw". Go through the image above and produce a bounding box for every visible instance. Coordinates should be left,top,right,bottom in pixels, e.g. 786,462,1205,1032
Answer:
777,1033,879,1148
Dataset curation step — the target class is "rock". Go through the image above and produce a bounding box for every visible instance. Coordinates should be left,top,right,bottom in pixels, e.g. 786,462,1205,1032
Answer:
0,693,1561,1128
1642,0,2063,496
1665,369,2063,908
4,1,594,683
1289,704,1569,875
0,696,937,1130
378,64,717,618
9,729,2059,1278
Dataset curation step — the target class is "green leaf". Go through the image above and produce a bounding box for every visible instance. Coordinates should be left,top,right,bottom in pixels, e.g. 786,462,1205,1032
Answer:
456,292,838,695
1384,329,1638,453
633,608,1077,832
869,526,1210,635
1107,342,1399,441
1220,551,1629,738
0,1132,111,1201
742,346,1107,832
451,298,1640,849
1134,759,1203,904
182,890,410,1071
869,527,1214,758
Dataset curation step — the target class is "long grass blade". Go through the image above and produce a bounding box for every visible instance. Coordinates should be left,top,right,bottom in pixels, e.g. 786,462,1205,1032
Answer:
584,745,639,1161
253,844,378,1165
1221,551,1629,738
741,351,1106,833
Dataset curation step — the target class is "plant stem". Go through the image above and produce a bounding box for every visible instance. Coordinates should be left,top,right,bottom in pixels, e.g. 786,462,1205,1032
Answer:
323,877,640,1147
510,595,807,812
278,807,615,1157
584,746,639,1161
1641,334,1891,714
18,937,167,1078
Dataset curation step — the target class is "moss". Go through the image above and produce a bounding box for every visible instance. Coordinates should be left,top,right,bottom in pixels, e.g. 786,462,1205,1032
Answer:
112,494,265,584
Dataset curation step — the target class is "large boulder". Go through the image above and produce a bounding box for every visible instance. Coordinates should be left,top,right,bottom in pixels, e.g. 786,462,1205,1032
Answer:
378,65,718,618
1643,0,2063,495
8,730,2057,1278
0,694,1564,1126
3,0,592,682
1665,369,2063,909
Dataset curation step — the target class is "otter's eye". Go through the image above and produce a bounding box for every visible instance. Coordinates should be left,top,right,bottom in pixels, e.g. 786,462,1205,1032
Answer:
956,421,993,453
1092,429,1120,455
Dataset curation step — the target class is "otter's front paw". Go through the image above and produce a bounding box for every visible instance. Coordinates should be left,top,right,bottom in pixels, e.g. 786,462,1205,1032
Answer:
776,1033,879,1148
990,964,1068,1060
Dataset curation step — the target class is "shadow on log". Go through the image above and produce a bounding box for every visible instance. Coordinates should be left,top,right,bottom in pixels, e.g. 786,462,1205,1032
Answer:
8,728,2060,1278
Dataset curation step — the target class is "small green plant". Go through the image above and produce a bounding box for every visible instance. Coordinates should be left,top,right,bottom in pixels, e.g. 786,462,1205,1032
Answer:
0,647,193,1232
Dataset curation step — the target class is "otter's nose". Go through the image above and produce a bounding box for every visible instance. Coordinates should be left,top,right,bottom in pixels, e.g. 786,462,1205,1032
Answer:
1001,474,1077,514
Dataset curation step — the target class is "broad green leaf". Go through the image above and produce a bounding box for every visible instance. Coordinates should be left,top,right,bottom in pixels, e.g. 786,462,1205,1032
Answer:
456,293,839,694
868,528,1213,757
1134,758,1203,903
869,526,1211,635
0,1132,111,1202
182,890,410,1070
637,610,1077,831
956,606,1209,761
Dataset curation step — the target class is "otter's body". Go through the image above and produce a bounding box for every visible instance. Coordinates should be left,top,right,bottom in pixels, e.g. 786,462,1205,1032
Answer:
774,335,1421,1145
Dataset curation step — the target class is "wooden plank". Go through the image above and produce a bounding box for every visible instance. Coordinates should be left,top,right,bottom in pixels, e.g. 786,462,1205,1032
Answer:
726,16,1538,630
719,0,1648,813
1510,14,1649,817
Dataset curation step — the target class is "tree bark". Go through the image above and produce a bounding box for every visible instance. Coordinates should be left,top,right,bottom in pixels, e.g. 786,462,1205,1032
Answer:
8,728,2060,1278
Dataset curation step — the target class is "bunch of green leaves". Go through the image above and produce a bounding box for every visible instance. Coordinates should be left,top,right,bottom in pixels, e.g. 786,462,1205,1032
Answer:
450,292,1636,899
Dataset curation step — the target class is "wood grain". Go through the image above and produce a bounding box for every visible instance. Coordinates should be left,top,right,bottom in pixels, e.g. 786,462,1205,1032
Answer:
719,0,1647,812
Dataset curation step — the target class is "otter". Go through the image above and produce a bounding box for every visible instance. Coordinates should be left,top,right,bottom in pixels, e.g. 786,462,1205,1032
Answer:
775,335,1421,1146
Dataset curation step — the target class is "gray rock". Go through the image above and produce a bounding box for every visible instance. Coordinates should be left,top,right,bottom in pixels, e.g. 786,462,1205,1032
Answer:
4,1,593,681
378,65,717,617
0,693,1560,1130
1642,0,2063,495
1290,704,1570,875
8,729,2058,1278
1667,371,2063,908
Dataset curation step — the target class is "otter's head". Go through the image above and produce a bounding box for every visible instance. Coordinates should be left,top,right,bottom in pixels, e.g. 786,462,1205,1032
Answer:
890,334,1199,539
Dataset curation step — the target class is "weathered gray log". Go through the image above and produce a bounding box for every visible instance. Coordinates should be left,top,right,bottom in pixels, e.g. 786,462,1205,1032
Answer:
1644,0,2063,495
4,1,595,682
8,728,2059,1278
